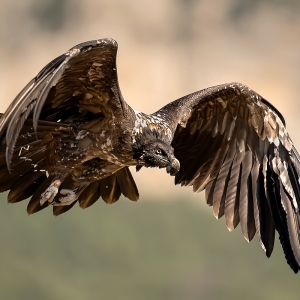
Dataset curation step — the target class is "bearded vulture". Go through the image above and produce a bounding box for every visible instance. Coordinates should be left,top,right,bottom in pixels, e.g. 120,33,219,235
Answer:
0,38,299,273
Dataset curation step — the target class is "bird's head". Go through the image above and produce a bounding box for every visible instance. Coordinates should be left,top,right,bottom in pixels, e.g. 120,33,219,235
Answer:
132,140,180,175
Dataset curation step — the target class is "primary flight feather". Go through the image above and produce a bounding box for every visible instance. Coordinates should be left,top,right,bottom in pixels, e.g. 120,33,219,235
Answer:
0,38,300,273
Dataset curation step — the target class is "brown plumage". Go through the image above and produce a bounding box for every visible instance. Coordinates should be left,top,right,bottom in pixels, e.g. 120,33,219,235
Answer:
0,38,300,273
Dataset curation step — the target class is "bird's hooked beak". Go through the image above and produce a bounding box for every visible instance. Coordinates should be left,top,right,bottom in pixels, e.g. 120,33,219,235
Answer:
166,157,180,176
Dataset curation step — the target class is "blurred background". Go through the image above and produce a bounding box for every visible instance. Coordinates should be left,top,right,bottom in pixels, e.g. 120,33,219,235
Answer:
1,0,300,299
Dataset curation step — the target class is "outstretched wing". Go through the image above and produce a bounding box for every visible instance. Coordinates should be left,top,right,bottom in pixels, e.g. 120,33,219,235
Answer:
0,38,127,167
154,82,300,273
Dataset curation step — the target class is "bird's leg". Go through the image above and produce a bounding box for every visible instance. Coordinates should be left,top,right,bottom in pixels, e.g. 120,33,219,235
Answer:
40,173,68,205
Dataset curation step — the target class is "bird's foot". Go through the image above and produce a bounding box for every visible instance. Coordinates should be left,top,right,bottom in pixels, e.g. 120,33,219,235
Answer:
40,180,62,205
52,189,78,206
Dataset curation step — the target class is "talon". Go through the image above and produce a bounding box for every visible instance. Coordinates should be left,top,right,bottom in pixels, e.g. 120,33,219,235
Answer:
39,178,65,205
40,186,58,205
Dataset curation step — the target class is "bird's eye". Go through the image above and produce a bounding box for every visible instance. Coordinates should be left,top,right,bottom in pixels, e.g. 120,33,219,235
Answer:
155,149,162,155
155,148,167,156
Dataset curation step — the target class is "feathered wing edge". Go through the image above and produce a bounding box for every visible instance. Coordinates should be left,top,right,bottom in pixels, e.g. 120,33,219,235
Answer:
0,55,69,168
201,132,300,273
0,38,123,169
268,145,300,271
0,38,138,216
164,83,300,273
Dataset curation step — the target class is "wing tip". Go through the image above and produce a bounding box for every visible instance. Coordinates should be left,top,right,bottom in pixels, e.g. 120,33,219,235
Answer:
70,38,118,53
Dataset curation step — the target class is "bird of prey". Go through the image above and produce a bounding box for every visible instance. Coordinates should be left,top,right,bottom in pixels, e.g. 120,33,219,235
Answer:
0,38,300,273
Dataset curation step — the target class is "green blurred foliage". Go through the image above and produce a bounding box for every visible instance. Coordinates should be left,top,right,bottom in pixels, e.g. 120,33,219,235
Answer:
231,0,300,20
0,193,299,299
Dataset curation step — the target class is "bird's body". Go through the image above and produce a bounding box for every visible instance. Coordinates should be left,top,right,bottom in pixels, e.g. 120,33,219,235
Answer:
1,38,300,273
